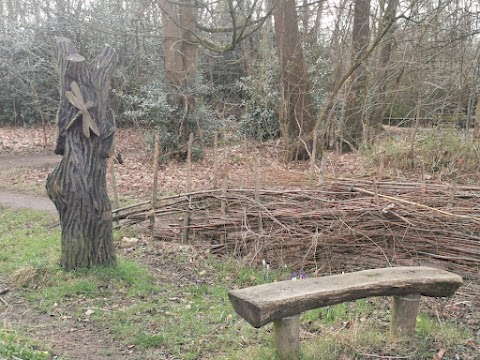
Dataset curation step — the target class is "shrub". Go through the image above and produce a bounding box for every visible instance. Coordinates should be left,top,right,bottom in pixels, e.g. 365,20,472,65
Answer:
368,129,480,179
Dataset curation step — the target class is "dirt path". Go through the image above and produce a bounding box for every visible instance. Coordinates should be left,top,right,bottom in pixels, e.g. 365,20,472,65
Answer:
0,190,56,212
1,288,138,360
0,151,60,169
0,152,59,212
0,152,149,359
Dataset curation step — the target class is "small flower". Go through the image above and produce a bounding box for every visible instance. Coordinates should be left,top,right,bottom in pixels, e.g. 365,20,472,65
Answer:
228,313,233,320
301,269,307,280
263,263,270,282
262,259,266,267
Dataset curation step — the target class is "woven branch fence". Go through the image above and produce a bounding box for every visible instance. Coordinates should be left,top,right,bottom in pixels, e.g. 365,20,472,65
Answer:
113,179,480,302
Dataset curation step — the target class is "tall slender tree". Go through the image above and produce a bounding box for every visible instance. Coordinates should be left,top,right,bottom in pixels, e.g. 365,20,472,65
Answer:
368,0,399,141
160,0,198,142
343,0,371,151
273,0,315,161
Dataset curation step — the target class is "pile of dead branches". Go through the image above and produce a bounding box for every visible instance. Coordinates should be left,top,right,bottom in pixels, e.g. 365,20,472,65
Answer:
113,180,480,301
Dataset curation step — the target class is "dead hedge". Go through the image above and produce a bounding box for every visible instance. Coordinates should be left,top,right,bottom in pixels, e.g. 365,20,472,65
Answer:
113,179,480,302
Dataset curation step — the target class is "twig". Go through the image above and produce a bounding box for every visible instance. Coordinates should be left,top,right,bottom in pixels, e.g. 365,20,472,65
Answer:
112,200,151,214
0,288,9,295
151,133,161,231
351,186,480,224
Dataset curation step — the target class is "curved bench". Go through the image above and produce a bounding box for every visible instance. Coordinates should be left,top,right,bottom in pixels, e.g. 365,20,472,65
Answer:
228,266,463,359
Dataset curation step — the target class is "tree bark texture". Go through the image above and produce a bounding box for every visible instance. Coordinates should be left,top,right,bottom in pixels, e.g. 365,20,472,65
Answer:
343,0,371,151
0,0,4,34
46,38,117,271
161,0,197,87
161,0,198,142
273,0,315,161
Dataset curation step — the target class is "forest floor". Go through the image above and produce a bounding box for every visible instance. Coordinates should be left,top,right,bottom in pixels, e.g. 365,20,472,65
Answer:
0,125,370,200
0,126,479,359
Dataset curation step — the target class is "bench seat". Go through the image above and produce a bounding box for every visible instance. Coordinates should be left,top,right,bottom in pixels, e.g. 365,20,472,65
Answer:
228,266,462,359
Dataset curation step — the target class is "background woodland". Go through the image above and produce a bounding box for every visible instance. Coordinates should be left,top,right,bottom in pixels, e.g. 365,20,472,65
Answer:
0,0,480,159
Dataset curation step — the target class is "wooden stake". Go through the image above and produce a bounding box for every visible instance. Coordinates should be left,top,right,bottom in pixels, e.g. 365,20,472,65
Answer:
213,131,218,189
391,293,421,337
109,157,120,210
254,156,264,234
420,160,426,194
309,131,317,187
186,133,193,192
317,155,326,190
182,133,194,243
151,134,161,231
448,181,456,209
254,155,260,201
377,151,385,179
220,166,228,245
242,135,248,188
220,139,229,244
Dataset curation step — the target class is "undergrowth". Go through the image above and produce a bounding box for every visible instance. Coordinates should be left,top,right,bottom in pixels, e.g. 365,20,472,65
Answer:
368,129,480,180
0,207,474,359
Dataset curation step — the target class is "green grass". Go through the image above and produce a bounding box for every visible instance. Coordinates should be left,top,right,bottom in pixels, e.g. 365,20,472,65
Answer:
0,206,474,359
0,208,60,273
0,330,51,360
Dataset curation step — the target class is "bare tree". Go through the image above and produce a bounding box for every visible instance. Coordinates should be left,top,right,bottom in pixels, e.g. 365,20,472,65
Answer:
342,0,371,151
160,0,198,140
273,0,315,160
161,0,197,87
367,0,399,141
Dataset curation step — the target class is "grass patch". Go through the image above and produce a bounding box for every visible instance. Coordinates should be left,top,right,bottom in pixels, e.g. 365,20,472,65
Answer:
0,330,52,360
0,207,473,359
0,207,59,273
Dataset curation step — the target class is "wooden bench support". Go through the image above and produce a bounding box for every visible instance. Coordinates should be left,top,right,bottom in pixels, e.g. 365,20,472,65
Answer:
228,267,462,360
391,293,421,337
273,315,300,359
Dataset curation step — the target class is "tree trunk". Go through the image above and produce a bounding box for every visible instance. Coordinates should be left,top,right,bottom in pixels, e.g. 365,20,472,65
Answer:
161,0,198,144
162,0,197,86
273,0,315,161
343,0,371,151
46,38,117,271
368,0,398,141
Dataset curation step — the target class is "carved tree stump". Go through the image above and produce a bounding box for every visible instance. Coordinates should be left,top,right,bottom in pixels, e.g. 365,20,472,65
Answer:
46,38,117,271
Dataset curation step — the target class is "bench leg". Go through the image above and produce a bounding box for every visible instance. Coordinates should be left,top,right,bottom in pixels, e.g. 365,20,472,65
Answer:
273,315,300,360
391,293,421,337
